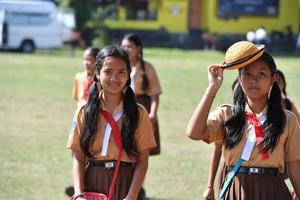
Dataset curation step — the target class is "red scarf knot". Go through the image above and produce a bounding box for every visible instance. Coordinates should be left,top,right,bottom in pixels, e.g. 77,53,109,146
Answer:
245,112,269,160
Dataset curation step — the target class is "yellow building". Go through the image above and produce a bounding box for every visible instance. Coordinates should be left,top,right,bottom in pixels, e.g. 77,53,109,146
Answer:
107,0,299,34
202,0,299,35
104,0,299,49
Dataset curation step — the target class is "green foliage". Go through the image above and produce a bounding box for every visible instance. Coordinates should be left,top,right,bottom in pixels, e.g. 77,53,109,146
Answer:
68,0,92,30
57,1,117,47
90,5,118,47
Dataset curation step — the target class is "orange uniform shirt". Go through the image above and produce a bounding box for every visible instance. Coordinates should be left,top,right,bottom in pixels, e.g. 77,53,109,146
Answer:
72,71,93,107
67,91,157,162
131,60,162,96
204,104,300,173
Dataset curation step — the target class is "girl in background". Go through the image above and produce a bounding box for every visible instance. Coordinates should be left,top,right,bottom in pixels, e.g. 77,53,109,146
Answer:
72,47,99,107
121,33,162,156
276,69,300,122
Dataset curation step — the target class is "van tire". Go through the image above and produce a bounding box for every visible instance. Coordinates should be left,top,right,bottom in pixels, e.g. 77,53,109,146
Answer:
21,40,35,53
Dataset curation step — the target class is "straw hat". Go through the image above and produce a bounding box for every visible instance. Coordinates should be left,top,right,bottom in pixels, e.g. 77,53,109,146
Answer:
221,41,265,70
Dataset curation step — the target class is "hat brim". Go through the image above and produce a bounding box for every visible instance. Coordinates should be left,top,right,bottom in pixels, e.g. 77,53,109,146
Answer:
221,45,265,70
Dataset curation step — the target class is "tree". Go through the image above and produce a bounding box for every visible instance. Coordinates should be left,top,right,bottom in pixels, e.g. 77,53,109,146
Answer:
92,4,119,47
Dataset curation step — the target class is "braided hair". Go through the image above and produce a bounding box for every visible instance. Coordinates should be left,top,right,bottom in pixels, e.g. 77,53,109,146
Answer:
122,33,149,91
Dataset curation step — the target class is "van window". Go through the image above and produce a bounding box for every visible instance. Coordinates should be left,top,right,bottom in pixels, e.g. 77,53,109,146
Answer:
8,12,52,25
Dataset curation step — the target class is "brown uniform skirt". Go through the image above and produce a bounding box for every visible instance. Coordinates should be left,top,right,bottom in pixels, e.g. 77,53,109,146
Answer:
84,160,144,200
218,165,292,200
136,94,160,155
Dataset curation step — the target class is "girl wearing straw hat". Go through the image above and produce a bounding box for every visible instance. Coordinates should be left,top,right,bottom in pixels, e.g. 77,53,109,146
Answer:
186,41,300,199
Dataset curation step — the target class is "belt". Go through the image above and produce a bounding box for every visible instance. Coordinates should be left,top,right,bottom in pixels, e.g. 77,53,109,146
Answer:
231,166,279,176
89,160,134,169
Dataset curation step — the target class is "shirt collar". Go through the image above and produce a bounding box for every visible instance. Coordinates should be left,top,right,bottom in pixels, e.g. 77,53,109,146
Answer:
245,103,268,129
245,102,268,117
99,90,124,116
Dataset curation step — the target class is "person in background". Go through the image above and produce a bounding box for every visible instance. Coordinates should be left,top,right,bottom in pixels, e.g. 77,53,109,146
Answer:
67,45,156,200
65,47,100,198
254,26,267,45
276,69,300,200
121,33,162,199
186,41,300,200
72,47,100,107
296,33,300,53
276,69,300,122
69,28,83,57
246,29,255,43
121,33,162,156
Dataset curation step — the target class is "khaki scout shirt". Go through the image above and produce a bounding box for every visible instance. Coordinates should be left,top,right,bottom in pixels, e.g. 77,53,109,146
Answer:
67,91,157,162
72,71,92,107
205,104,300,172
131,60,162,96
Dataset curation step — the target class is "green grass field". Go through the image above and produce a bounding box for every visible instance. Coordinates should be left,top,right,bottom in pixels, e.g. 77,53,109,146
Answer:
0,48,300,200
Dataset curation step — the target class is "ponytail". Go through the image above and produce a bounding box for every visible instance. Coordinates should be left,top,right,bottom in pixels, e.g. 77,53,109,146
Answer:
224,83,247,149
140,56,149,91
263,81,286,151
121,86,139,158
80,82,100,158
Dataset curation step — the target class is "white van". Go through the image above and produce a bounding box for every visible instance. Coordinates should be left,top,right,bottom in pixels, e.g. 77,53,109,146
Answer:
0,0,74,53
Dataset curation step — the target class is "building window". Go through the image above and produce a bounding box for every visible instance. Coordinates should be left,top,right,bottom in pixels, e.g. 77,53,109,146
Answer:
123,0,158,20
218,0,279,19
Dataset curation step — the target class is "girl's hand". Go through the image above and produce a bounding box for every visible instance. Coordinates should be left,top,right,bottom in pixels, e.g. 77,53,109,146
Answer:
202,187,215,200
208,64,224,93
149,112,157,124
123,196,136,200
75,197,86,200
73,193,86,200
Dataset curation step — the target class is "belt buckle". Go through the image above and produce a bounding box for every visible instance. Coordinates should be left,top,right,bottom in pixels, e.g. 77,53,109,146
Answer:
249,167,259,174
104,161,115,169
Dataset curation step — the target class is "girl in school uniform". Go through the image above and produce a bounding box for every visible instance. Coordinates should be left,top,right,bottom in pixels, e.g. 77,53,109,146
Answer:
186,41,300,199
72,47,99,107
121,33,162,156
67,45,156,200
276,69,300,123
203,70,300,200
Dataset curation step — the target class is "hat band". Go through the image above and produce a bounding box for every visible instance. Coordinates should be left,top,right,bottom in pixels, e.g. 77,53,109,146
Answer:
222,48,265,69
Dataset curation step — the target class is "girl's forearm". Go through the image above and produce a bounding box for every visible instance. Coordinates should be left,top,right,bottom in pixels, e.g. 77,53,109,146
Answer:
126,152,149,200
73,151,86,195
186,86,218,140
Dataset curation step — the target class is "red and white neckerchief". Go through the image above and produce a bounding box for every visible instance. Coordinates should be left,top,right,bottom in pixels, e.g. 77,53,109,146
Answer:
245,112,269,160
101,111,123,156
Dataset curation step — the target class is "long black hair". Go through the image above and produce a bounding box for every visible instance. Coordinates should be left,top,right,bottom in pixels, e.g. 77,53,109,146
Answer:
85,47,100,58
224,52,286,151
122,33,149,91
276,69,292,110
80,45,139,158
276,69,287,96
